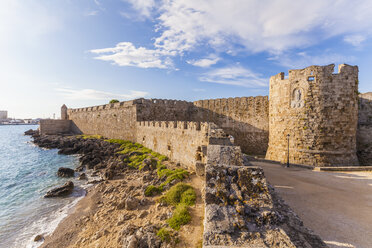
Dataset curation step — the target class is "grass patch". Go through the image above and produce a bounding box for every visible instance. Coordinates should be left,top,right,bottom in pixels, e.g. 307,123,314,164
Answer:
144,185,162,197
117,142,145,155
78,134,103,140
167,204,191,230
156,228,171,243
161,183,196,207
161,183,196,231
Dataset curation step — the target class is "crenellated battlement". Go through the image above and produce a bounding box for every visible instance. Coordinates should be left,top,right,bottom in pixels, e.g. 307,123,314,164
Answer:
271,64,358,85
68,100,136,113
137,121,210,132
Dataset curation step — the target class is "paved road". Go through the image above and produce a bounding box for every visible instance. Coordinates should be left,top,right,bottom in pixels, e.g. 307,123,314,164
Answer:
253,161,372,248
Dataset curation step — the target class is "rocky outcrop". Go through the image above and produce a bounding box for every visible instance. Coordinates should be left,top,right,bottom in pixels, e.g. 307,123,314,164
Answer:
44,181,74,198
57,167,75,177
24,129,38,136
33,135,125,181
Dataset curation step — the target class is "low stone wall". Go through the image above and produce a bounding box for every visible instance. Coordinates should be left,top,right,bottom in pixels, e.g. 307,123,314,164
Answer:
39,120,72,135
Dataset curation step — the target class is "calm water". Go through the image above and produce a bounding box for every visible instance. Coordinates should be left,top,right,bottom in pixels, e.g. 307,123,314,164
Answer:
0,125,83,248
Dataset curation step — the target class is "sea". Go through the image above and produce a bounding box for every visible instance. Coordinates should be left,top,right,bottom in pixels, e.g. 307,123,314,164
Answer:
0,125,85,248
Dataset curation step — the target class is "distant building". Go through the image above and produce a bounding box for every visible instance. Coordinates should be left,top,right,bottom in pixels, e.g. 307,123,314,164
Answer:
0,110,7,120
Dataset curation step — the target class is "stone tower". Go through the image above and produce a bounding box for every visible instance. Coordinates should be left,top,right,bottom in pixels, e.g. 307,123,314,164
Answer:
265,64,359,166
61,104,68,120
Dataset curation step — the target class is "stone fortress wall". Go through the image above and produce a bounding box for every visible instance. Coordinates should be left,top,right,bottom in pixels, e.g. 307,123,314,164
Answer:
66,100,138,141
193,96,269,155
41,63,372,167
266,64,359,166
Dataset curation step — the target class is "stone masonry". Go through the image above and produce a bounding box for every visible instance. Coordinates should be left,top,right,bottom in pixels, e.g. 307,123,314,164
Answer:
266,64,359,166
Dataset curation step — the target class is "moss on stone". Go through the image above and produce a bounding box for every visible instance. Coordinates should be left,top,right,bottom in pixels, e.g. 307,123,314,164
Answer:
78,134,103,140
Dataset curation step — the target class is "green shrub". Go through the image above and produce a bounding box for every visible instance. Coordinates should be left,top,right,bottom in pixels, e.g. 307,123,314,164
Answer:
156,228,171,242
167,204,191,230
161,183,196,206
159,170,189,188
109,99,119,104
144,185,162,196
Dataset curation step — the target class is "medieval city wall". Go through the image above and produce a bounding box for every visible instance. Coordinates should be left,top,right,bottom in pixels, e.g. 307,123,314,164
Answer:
39,119,72,135
266,64,359,166
193,96,269,155
357,92,372,165
66,100,138,141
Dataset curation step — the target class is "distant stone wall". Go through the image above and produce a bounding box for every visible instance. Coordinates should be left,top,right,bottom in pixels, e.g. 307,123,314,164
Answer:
357,93,372,165
136,98,195,121
39,120,72,135
266,64,359,166
193,96,269,155
67,101,138,141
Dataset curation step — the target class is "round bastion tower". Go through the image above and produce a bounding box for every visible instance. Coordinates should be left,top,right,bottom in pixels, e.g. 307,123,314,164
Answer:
265,64,359,167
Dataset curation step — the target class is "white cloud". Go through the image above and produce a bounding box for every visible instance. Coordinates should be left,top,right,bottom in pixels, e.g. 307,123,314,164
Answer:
96,0,372,71
199,66,268,87
344,34,366,47
269,52,356,69
123,0,155,18
90,42,176,69
120,0,372,55
187,56,220,68
56,88,148,100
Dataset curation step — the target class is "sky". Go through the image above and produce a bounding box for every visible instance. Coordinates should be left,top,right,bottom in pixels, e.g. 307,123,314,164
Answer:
1,0,372,118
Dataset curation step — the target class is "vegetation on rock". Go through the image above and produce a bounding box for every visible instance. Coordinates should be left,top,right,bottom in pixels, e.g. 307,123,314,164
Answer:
78,134,103,140
156,228,172,242
109,99,119,104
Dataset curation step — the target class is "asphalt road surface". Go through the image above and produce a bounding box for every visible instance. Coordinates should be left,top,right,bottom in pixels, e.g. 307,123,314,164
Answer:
253,161,372,248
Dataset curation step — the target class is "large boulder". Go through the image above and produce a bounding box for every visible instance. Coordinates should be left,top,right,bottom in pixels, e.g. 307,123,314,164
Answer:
57,167,75,177
44,181,74,198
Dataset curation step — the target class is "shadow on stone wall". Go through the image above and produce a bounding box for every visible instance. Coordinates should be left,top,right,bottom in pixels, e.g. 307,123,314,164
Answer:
357,94,372,165
70,121,83,135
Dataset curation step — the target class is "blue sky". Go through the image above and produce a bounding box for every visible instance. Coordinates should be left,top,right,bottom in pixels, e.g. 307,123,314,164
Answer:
1,0,372,118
